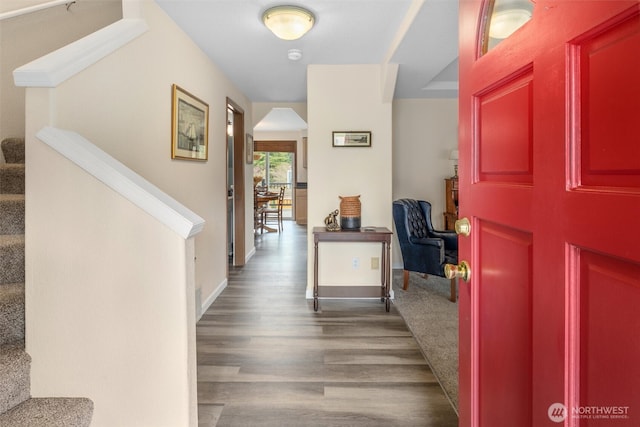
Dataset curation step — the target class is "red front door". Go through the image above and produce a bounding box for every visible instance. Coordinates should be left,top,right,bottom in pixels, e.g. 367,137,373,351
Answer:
458,1,640,426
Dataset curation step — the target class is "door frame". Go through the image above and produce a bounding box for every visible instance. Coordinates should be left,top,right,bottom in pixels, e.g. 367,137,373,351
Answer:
227,97,245,267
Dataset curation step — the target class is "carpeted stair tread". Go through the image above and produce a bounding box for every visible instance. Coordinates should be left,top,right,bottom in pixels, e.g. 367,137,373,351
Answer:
0,397,94,427
0,163,25,194
0,194,25,234
0,284,24,346
0,234,25,285
1,138,25,164
0,345,30,414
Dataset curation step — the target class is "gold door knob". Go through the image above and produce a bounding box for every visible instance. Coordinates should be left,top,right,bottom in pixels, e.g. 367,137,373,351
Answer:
455,218,471,236
445,261,471,282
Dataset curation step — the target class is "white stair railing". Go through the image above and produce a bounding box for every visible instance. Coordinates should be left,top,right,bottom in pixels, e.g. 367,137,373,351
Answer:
0,0,78,21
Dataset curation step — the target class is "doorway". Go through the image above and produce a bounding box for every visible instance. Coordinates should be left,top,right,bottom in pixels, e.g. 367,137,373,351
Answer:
227,98,246,267
226,108,234,261
253,140,297,222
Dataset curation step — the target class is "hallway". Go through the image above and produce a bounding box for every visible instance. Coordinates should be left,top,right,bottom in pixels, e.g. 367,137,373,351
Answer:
197,221,458,426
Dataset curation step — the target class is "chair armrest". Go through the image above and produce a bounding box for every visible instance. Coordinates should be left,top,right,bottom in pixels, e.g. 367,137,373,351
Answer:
430,230,458,250
402,237,446,269
409,236,443,248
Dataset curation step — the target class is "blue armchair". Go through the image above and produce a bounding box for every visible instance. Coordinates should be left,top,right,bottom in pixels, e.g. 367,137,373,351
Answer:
393,199,458,302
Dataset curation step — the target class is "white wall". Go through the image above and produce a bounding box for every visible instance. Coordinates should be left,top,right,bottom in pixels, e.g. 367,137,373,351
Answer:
391,98,459,267
0,0,122,150
307,65,393,294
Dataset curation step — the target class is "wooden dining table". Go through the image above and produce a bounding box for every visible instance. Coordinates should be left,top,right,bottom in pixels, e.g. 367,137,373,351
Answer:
255,191,279,233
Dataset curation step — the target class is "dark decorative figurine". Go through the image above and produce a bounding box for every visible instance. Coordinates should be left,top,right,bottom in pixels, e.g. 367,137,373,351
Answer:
324,209,341,231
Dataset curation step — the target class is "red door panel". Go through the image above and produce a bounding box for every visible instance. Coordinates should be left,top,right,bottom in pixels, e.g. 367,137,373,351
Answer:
459,2,640,426
478,221,532,427
574,250,640,427
575,9,640,189
478,69,533,184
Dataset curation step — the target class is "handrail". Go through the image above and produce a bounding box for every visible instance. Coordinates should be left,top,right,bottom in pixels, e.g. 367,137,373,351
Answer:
37,126,205,239
0,0,75,21
13,18,148,88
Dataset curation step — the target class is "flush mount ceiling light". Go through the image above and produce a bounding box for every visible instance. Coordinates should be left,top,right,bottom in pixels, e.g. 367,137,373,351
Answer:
262,5,315,41
489,8,532,39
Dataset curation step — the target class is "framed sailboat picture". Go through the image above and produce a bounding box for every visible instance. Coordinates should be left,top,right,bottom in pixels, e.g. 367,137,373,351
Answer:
171,84,209,160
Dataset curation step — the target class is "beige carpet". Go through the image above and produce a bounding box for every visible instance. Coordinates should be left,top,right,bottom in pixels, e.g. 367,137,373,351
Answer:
392,270,459,412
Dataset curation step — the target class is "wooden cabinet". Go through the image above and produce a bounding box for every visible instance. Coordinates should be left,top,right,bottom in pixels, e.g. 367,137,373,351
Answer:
443,177,458,230
295,188,307,225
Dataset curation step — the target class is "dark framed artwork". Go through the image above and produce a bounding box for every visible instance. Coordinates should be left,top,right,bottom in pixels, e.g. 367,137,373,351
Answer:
332,131,371,147
171,84,209,160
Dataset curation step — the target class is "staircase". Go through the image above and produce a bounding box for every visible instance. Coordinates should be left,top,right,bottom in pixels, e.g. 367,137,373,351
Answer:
0,138,93,426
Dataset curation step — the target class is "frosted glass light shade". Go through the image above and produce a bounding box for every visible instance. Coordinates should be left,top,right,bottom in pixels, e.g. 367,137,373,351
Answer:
262,5,315,41
489,8,532,39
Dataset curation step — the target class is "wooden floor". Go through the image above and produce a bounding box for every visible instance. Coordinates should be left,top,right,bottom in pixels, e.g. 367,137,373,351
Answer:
197,221,458,427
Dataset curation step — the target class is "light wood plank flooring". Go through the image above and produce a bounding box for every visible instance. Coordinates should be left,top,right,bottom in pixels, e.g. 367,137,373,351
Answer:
197,221,458,426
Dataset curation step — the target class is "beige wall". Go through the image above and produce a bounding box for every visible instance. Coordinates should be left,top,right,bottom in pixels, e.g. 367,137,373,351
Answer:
46,0,252,316
2,2,460,298
26,109,197,425
391,98,459,267
1,0,70,14
307,64,393,293
21,0,254,424
0,0,122,150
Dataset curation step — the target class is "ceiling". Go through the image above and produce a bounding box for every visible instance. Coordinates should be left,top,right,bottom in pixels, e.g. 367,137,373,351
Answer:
156,0,459,103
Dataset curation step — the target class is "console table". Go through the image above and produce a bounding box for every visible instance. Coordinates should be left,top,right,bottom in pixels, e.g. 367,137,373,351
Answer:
312,227,393,312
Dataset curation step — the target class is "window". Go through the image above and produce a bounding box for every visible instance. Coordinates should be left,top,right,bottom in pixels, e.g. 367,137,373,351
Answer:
481,0,534,55
254,151,293,219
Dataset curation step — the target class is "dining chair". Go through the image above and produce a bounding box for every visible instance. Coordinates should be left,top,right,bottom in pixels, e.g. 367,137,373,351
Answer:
254,186,267,234
263,186,285,232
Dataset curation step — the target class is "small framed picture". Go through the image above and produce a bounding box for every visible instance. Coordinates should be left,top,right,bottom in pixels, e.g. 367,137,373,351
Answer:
302,137,308,168
171,84,209,161
332,131,371,147
246,133,254,164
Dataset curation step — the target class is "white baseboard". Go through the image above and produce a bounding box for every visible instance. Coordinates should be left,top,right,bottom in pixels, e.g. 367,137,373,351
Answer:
245,246,256,263
197,279,227,321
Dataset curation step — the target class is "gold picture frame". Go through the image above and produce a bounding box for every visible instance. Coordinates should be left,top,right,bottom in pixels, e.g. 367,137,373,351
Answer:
171,84,209,160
